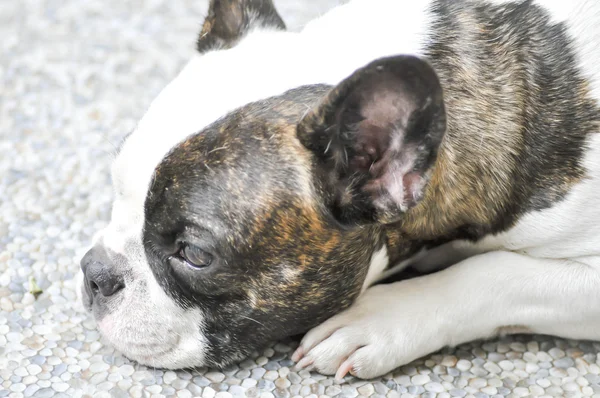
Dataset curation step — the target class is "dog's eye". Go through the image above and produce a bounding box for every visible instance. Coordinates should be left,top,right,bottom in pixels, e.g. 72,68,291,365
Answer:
178,244,213,269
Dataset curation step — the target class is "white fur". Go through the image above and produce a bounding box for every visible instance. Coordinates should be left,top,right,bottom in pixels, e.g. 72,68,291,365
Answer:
298,251,600,379
361,246,389,292
294,0,600,379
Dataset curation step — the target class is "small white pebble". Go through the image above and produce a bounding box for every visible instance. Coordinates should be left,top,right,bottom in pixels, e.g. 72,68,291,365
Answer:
394,375,411,386
483,362,502,374
205,372,225,383
145,385,162,394
256,357,268,366
513,387,530,397
549,348,566,359
89,361,109,373
468,378,487,389
563,382,580,392
424,382,444,393
510,342,526,352
357,384,374,396
537,379,552,388
163,371,177,384
27,364,42,376
411,374,430,385
10,383,26,393
488,378,502,387
537,352,553,362
456,360,472,371
529,385,545,396
527,342,540,352
119,364,135,377
242,378,257,388
498,360,515,371
526,363,539,373
576,376,589,386
202,387,217,398
15,367,28,377
441,356,458,367
52,382,70,392
582,386,593,396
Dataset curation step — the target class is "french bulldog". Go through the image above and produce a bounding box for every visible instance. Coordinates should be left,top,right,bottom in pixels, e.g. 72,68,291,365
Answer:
79,0,600,379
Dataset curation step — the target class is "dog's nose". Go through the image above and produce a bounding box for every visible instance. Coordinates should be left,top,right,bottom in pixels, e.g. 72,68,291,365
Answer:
80,246,125,297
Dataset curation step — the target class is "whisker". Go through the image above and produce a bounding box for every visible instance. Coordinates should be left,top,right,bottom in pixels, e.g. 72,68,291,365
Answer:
239,315,264,327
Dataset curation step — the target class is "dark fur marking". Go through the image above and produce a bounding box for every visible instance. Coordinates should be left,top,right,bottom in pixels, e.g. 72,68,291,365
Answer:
197,0,286,53
400,0,599,241
144,86,383,368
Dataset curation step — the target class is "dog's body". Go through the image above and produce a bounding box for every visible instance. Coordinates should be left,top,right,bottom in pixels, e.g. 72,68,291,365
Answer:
79,0,600,379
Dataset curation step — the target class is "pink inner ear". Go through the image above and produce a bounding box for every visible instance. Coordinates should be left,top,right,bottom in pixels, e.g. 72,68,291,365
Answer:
403,171,425,207
362,152,425,213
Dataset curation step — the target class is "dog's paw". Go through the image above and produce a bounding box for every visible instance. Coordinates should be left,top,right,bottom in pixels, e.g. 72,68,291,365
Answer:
292,282,448,379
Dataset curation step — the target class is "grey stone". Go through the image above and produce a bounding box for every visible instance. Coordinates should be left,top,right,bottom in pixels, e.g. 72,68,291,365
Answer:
407,386,425,395
109,387,131,398
246,387,260,398
273,388,290,398
553,357,575,368
52,363,68,377
194,376,211,387
31,355,46,365
449,389,467,397
210,383,229,392
448,367,460,377
373,381,388,394
264,362,280,371
585,374,600,384
257,379,276,391
35,388,55,398
23,384,40,397
288,372,301,384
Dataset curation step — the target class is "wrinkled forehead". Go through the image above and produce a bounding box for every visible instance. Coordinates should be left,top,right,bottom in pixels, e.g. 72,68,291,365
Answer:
110,34,335,221
142,84,333,238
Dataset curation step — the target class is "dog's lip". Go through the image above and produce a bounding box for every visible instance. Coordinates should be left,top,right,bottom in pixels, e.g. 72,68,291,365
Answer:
118,338,181,359
124,342,181,366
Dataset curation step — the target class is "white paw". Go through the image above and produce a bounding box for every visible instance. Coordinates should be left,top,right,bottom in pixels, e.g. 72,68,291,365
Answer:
292,282,449,379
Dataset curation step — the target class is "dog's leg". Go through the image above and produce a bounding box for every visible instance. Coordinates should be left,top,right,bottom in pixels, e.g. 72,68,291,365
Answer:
293,251,600,379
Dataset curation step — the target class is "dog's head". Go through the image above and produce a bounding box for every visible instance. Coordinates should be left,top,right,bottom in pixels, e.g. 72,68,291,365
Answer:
79,0,445,369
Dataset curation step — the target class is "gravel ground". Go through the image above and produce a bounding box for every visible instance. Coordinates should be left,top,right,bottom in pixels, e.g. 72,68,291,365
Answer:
2,0,600,397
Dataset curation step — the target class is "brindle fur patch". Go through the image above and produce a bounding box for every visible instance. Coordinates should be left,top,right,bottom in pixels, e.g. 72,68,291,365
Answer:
401,0,599,241
197,0,286,53
144,86,383,368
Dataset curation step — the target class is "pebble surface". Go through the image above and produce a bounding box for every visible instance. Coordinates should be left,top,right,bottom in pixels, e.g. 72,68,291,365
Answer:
2,0,600,397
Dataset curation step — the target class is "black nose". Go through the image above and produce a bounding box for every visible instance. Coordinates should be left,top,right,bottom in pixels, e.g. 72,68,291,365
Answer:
80,245,125,298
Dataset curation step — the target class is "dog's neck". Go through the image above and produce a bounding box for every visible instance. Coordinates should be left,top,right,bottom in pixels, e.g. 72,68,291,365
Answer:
390,1,600,244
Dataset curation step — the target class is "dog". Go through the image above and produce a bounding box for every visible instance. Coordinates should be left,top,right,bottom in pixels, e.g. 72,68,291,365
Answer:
79,0,600,379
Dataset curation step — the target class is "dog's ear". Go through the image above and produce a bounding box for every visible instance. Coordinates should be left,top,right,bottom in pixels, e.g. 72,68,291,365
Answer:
197,0,286,53
298,55,446,225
